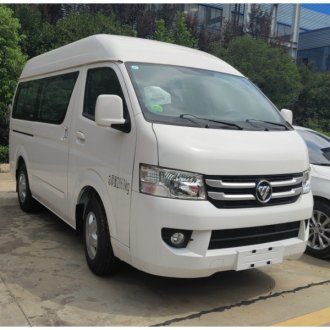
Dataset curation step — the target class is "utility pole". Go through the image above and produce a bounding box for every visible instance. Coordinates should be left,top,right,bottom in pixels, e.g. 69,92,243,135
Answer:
270,4,279,38
243,3,251,31
290,4,301,59
222,4,232,25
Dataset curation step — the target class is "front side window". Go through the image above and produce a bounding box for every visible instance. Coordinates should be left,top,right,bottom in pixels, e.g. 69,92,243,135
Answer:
83,67,129,121
126,62,290,131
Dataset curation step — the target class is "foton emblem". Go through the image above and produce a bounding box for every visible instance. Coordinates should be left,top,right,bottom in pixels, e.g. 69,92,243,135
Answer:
256,180,272,204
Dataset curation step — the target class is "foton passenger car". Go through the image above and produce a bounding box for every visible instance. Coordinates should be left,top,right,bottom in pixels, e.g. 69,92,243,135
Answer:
9,35,312,278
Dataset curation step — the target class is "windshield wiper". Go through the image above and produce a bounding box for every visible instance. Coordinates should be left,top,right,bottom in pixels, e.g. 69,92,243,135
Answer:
180,114,243,130
178,114,208,128
246,119,289,130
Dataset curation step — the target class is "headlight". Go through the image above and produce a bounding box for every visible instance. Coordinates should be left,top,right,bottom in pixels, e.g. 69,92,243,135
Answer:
140,164,206,200
302,169,311,194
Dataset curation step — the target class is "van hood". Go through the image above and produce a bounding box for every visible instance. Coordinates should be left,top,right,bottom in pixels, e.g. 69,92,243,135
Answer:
153,124,309,175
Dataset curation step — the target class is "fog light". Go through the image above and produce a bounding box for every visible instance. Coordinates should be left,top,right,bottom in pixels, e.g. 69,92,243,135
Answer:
161,228,192,248
170,232,185,246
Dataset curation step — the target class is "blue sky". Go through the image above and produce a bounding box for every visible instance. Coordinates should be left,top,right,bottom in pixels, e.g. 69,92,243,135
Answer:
302,4,330,16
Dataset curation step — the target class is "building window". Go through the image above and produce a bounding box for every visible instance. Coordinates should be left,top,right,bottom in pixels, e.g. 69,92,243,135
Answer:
277,23,291,37
297,47,329,72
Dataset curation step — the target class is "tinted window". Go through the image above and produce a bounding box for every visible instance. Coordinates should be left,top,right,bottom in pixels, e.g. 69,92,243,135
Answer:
38,73,78,124
13,80,41,121
83,67,128,120
297,129,330,166
12,72,78,124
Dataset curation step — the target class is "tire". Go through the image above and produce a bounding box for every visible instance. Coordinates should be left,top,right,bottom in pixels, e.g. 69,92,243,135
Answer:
306,199,330,259
83,193,119,276
17,162,36,213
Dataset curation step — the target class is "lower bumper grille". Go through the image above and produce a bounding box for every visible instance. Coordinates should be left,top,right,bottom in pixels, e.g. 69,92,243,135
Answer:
208,221,301,250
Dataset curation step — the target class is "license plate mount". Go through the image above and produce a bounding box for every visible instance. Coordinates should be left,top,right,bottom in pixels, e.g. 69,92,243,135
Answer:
235,244,284,271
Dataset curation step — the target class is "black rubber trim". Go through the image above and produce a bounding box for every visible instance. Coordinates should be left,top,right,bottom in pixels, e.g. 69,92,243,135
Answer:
12,129,34,137
208,221,300,249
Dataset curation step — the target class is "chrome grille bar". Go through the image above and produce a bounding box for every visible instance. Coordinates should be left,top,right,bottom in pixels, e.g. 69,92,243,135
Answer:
208,192,255,201
270,177,303,187
272,187,303,199
205,180,256,189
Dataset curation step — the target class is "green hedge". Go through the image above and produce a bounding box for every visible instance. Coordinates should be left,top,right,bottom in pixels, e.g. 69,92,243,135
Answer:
0,145,9,163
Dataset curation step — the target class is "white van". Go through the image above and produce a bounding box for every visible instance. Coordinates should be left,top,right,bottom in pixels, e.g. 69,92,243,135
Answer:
9,35,312,278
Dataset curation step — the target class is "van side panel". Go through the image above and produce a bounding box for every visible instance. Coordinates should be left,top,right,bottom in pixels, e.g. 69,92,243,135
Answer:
10,71,80,220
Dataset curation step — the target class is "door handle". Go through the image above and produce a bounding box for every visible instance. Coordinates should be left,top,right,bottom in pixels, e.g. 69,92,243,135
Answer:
61,126,69,141
76,131,86,142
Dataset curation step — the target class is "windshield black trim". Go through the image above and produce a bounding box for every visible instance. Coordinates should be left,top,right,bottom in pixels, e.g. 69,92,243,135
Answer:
180,113,243,130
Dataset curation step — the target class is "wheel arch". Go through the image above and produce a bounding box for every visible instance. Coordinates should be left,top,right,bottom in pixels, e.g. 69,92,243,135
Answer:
313,195,330,207
75,186,103,235
72,169,117,238
15,150,30,191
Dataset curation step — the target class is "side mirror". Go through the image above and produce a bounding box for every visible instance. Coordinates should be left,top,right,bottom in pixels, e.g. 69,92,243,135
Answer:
95,95,125,127
280,109,293,125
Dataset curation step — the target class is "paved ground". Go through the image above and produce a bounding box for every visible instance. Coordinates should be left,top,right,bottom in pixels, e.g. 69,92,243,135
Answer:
0,172,329,326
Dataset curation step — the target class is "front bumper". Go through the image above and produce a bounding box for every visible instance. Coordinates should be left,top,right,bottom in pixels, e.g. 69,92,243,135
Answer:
129,191,313,278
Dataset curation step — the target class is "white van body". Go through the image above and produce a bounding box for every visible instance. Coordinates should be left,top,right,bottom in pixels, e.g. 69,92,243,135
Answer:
9,35,313,278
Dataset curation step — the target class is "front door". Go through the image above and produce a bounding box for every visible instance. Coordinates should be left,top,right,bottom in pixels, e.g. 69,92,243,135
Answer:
68,64,136,246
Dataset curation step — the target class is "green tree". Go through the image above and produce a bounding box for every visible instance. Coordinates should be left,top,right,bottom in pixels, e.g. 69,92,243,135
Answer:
153,12,198,48
10,4,55,58
153,19,173,43
172,12,198,48
294,65,330,132
209,42,228,60
211,36,302,110
50,12,135,49
0,5,26,121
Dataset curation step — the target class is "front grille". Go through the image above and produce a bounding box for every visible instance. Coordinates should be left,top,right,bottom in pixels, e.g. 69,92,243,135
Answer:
205,173,303,208
208,221,301,250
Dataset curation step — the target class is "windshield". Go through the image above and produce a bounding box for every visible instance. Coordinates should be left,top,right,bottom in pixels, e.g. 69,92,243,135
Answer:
126,62,290,131
297,129,330,166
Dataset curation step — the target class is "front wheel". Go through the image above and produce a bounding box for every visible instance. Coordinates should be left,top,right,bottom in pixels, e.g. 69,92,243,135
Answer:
306,200,330,259
83,194,119,276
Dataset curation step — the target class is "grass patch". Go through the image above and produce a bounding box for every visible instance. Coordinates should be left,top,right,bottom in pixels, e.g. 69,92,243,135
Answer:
0,145,9,163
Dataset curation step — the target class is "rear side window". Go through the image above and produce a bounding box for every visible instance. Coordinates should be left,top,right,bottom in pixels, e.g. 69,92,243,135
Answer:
12,80,41,121
13,72,79,124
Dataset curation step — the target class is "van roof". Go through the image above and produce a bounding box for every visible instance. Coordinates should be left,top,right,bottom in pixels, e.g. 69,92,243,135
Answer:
20,34,243,79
